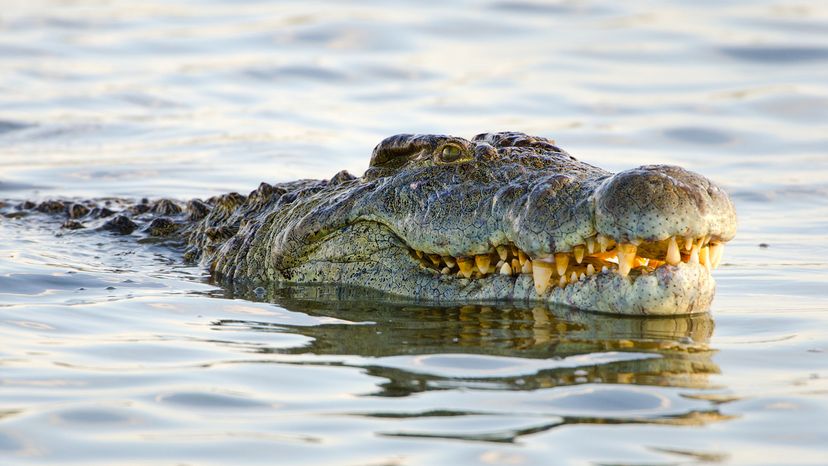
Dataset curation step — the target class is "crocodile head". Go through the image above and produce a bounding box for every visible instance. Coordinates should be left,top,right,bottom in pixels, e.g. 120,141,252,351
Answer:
216,132,736,315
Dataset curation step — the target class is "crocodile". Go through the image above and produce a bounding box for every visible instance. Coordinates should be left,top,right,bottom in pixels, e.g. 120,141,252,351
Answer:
3,132,737,315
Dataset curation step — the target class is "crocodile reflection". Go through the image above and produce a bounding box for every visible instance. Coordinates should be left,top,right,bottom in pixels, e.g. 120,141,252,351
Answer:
213,284,720,395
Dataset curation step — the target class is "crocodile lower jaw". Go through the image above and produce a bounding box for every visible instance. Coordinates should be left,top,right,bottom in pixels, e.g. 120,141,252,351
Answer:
408,234,726,315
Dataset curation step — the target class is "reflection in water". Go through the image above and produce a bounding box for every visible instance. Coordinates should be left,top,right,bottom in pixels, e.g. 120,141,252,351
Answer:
208,283,731,442
372,409,734,444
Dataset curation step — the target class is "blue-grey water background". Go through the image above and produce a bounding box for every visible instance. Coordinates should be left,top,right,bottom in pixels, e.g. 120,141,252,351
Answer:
1,0,828,464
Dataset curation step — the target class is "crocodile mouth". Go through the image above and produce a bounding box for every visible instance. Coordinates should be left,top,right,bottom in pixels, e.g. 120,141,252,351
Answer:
408,233,726,297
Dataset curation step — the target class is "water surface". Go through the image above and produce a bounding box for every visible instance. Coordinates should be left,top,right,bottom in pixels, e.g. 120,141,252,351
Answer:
1,1,827,464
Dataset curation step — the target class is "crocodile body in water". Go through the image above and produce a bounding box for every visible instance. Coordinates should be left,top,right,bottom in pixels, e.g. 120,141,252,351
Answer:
3,132,736,315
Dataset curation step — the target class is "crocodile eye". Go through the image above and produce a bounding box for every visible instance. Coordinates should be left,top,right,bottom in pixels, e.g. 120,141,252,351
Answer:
438,144,467,163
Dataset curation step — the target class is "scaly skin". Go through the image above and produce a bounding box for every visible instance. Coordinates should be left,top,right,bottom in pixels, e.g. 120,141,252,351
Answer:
5,132,737,315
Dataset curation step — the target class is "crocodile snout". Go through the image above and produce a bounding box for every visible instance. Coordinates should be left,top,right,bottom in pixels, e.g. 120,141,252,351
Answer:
594,165,736,243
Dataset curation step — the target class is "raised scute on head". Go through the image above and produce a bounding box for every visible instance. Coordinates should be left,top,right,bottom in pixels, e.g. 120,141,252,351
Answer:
472,131,567,155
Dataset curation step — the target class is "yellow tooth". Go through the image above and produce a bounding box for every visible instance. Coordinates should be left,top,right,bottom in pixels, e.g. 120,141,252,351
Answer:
457,257,474,278
429,254,441,266
518,250,528,265
496,259,505,269
475,254,491,274
416,250,424,258
689,242,700,264
441,267,451,275
666,236,681,265
700,246,711,271
606,236,616,251
521,260,533,274
586,237,595,254
573,246,585,264
710,242,724,268
443,256,456,268
559,275,567,287
616,243,637,277
586,263,595,275
511,258,521,273
532,261,554,295
500,262,512,275
555,253,569,276
601,265,609,274
579,272,586,281
570,271,578,283
597,235,610,252
496,245,509,261
684,236,693,251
